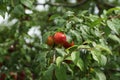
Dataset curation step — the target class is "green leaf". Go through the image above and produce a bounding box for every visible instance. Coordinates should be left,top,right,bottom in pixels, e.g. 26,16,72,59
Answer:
95,70,106,80
80,25,90,39
12,4,24,15
95,44,112,54
107,7,120,15
71,17,83,23
56,57,63,66
70,30,82,43
0,4,7,17
71,51,79,63
91,49,100,63
36,51,48,68
66,34,72,43
89,14,99,21
40,44,49,50
107,19,120,35
102,26,111,36
65,11,74,17
64,63,73,76
100,55,107,66
55,65,67,80
49,14,60,20
88,14,101,27
76,59,84,71
55,48,67,57
20,0,33,9
91,49,107,66
0,11,5,18
66,22,72,29
66,45,78,53
25,55,31,62
90,19,101,27
78,45,90,49
71,51,84,70
54,17,66,26
109,34,120,44
42,63,55,80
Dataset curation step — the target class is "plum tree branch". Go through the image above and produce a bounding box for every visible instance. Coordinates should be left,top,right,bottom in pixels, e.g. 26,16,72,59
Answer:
35,0,115,8
34,0,88,7
96,1,115,9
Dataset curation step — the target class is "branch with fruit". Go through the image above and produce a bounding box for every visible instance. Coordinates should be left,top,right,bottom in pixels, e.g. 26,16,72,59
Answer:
46,32,74,49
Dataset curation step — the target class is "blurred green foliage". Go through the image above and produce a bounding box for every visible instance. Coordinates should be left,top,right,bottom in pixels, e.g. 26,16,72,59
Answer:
0,0,120,80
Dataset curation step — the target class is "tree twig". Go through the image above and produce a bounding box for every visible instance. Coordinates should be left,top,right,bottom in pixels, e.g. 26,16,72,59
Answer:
96,1,115,10
34,0,88,8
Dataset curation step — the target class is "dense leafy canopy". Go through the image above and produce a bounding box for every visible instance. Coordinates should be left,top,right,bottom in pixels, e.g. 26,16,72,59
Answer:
0,0,120,80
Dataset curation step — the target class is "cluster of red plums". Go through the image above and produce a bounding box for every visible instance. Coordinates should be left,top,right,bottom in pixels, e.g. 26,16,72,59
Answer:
0,32,74,80
46,32,74,48
0,70,33,80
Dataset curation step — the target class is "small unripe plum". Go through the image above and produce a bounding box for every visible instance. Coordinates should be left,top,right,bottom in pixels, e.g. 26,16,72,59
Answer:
70,41,74,46
54,32,66,44
63,41,74,49
46,36,54,46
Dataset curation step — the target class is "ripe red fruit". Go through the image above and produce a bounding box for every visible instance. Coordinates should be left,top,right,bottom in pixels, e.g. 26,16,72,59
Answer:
0,73,6,80
54,32,66,44
10,72,17,80
63,41,74,49
46,36,54,46
18,71,25,80
70,41,74,46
